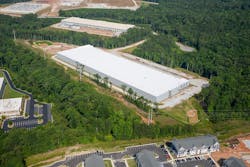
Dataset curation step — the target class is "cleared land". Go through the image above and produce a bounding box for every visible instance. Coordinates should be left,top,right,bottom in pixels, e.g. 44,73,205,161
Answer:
88,0,134,7
162,97,200,124
0,2,50,15
212,134,250,167
176,42,196,52
35,0,140,17
32,40,76,56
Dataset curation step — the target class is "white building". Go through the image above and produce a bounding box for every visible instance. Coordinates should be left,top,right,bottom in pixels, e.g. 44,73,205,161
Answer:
60,0,84,6
170,135,220,157
55,45,189,103
0,98,23,117
0,77,4,98
0,2,50,14
59,17,135,36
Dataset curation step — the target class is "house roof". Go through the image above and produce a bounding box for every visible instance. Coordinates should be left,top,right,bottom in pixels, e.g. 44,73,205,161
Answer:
223,157,246,167
171,135,218,150
85,154,105,167
136,150,162,167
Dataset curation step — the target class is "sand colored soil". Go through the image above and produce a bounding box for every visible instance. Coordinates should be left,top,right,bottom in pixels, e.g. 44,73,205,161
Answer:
186,109,199,124
211,134,250,167
87,0,134,7
33,41,77,56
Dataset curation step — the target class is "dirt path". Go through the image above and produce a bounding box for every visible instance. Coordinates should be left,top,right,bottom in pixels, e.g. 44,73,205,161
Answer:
111,39,146,52
176,42,195,52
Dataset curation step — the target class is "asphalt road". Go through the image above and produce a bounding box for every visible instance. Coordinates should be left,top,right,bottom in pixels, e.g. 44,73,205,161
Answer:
48,143,169,167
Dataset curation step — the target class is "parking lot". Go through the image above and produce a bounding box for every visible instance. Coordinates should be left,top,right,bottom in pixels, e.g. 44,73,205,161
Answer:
175,157,216,167
47,142,220,167
13,119,38,127
114,160,126,167
48,143,169,167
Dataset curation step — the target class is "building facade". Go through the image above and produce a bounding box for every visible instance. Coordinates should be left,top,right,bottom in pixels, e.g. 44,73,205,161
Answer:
59,17,135,36
170,135,220,157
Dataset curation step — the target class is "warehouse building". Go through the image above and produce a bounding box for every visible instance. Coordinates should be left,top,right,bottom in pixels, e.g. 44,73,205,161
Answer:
60,0,84,6
0,98,23,117
136,150,163,167
0,2,50,15
0,77,5,98
84,154,105,167
169,135,219,157
55,45,189,103
58,17,135,36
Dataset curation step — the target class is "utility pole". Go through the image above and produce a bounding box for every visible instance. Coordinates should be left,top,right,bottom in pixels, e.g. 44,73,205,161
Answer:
76,62,84,81
43,48,46,60
148,109,153,125
13,30,16,41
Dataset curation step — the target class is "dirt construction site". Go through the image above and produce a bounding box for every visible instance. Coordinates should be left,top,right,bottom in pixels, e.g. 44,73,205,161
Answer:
34,0,141,17
211,134,250,167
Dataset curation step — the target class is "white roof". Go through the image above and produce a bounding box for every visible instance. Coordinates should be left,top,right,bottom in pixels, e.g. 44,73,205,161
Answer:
243,140,250,149
57,45,188,97
62,17,135,31
0,2,50,14
0,77,3,91
0,98,22,113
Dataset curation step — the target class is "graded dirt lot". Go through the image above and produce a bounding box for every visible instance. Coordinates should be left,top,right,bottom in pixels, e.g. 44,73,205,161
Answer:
211,134,250,167
35,0,140,17
87,0,135,7
32,41,77,56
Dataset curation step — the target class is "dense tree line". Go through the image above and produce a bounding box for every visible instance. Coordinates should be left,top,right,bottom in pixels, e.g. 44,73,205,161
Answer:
0,14,151,48
60,0,250,122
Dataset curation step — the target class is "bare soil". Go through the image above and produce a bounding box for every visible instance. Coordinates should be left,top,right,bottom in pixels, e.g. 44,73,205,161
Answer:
87,0,134,7
211,134,250,167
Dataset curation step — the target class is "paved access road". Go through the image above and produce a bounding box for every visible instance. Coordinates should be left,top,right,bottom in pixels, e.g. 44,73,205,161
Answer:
1,70,52,132
48,143,169,167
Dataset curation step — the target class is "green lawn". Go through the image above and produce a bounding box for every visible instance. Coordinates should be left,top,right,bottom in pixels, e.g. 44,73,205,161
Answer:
161,98,196,124
3,82,24,99
127,159,137,167
0,71,24,98
104,160,112,167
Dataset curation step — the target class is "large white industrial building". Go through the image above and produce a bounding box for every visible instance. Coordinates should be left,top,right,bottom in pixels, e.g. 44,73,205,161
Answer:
0,77,4,98
0,2,50,15
58,17,135,36
55,45,189,103
0,98,23,117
